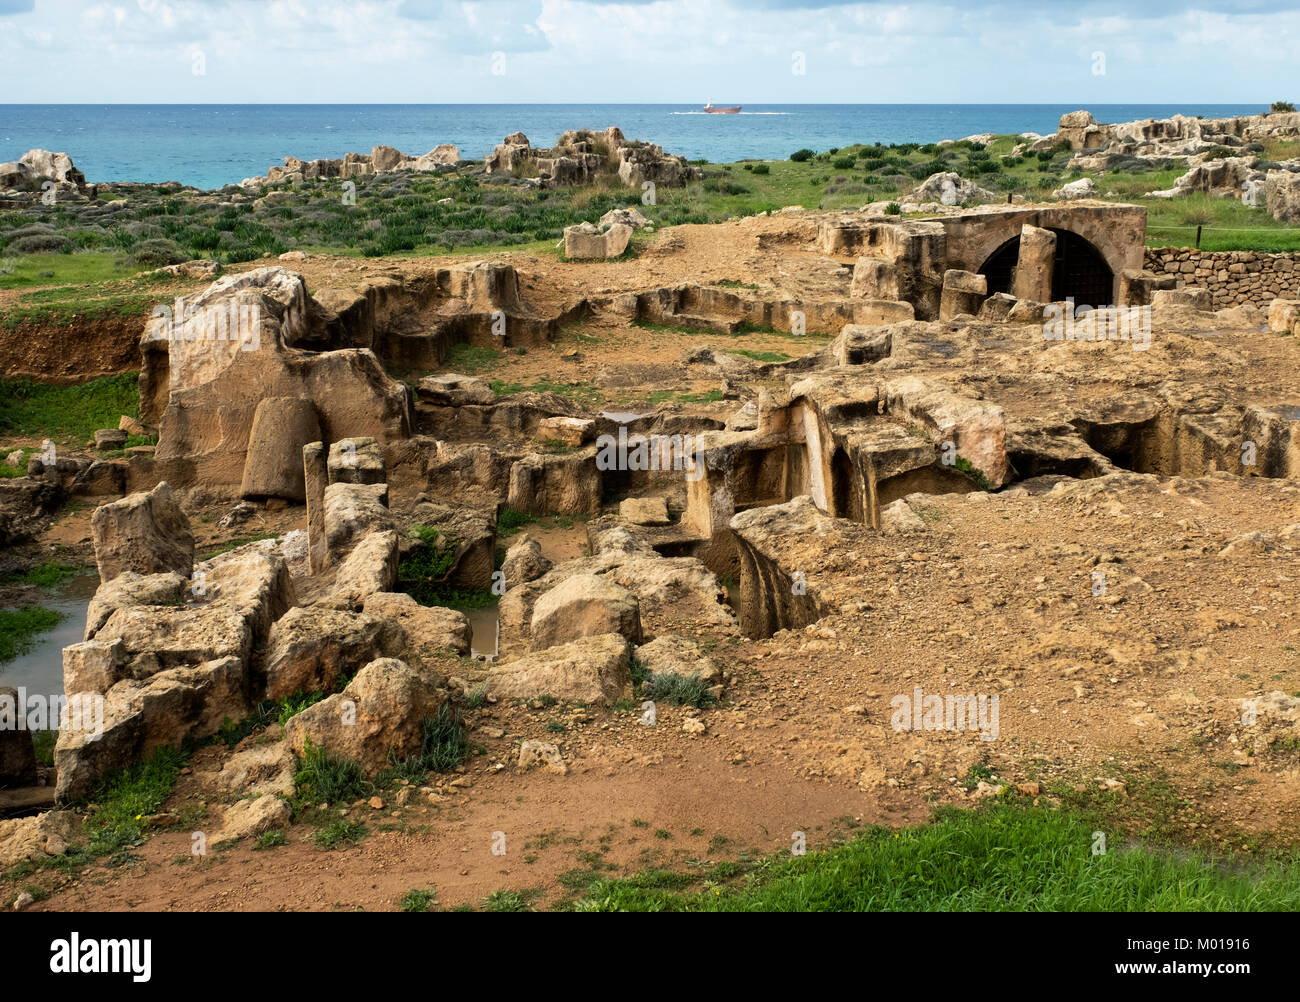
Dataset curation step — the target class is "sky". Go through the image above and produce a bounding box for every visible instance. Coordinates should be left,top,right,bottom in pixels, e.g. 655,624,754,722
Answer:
0,0,1296,104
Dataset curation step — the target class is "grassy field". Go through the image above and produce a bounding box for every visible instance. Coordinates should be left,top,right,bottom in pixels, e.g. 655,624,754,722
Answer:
569,803,1300,912
0,371,140,447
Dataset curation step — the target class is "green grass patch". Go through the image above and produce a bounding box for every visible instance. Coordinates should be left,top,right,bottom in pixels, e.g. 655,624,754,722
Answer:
0,606,63,664
253,830,288,851
1,294,160,331
1,562,83,591
443,343,504,375
396,524,496,609
380,703,468,783
497,506,538,535
81,746,187,858
294,741,372,807
489,377,601,406
482,888,540,912
0,372,141,447
575,803,1300,911
0,252,145,291
314,819,367,850
729,349,791,363
643,671,715,710
400,887,438,912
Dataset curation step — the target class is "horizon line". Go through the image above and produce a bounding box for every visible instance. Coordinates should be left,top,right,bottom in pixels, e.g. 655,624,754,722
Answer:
0,101,1273,108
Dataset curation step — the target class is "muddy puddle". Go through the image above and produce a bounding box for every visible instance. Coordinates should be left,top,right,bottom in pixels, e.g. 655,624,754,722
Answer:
0,574,98,701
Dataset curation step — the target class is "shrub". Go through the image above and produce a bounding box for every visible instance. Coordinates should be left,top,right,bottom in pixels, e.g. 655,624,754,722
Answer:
128,238,188,268
7,234,73,255
789,149,815,162
751,164,770,175
831,157,856,170
1271,101,1296,113
643,671,715,710
885,202,902,215
1,222,56,245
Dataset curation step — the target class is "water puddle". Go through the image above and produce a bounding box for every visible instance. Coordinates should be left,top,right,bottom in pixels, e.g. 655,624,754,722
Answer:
0,575,97,701
466,604,499,660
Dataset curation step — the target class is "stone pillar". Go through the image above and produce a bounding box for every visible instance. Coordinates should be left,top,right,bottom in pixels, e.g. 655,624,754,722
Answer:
1013,224,1056,304
240,396,321,503
303,441,328,574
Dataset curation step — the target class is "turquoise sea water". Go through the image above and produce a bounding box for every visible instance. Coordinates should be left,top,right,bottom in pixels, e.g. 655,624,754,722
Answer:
0,103,1267,191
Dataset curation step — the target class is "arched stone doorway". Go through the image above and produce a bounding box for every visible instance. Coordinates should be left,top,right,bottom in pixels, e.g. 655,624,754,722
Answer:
978,228,1116,306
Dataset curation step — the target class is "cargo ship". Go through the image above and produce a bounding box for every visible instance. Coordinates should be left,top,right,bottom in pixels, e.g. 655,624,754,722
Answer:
703,103,741,114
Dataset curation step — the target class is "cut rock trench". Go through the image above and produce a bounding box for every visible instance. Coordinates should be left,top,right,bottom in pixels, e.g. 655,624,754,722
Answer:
9,207,1300,838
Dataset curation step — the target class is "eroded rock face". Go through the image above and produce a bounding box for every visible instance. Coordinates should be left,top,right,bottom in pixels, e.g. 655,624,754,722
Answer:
262,606,397,701
324,482,393,557
56,656,246,802
1012,225,1056,304
0,687,38,786
0,149,94,203
240,397,321,502
239,143,460,189
1266,170,1300,222
487,634,632,705
361,592,470,662
323,529,400,611
507,450,601,516
729,496,852,639
529,573,643,650
84,571,188,641
634,635,724,688
485,127,699,191
214,738,295,798
216,794,292,842
142,267,412,496
908,172,996,207
564,222,633,260
56,538,294,803
500,534,551,589
499,537,733,652
0,811,81,870
91,482,194,584
284,658,444,774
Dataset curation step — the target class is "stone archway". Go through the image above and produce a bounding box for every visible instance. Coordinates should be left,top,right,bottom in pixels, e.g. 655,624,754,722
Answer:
977,227,1115,306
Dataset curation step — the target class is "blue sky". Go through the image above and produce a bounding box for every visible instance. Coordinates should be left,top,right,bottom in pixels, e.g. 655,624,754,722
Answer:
0,0,1295,104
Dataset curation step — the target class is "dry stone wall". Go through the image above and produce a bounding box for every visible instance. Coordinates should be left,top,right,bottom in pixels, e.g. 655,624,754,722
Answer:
1144,247,1300,308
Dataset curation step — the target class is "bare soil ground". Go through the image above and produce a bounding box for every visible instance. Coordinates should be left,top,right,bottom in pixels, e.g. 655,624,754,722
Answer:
11,213,1300,911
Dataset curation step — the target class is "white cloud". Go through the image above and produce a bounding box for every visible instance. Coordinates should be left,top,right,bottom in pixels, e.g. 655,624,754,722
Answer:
0,0,1295,101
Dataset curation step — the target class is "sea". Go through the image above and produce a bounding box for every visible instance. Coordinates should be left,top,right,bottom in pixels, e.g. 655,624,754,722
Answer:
0,103,1269,192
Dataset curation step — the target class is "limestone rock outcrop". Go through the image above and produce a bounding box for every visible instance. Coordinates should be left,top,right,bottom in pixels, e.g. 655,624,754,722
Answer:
284,658,444,774
485,127,700,191
529,573,643,650
486,634,632,706
239,143,461,190
91,482,194,584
